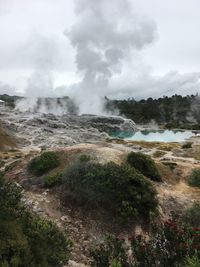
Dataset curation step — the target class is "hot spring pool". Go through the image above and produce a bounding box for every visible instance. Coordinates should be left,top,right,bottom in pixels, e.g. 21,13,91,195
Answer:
112,130,198,143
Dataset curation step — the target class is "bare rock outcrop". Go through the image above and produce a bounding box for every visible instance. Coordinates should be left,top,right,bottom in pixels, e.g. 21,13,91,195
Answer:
0,111,136,149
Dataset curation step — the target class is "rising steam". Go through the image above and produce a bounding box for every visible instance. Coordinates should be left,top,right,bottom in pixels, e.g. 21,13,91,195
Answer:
66,0,157,114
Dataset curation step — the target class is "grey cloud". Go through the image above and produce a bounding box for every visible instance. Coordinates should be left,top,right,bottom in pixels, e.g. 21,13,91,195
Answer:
108,71,200,100
0,82,17,95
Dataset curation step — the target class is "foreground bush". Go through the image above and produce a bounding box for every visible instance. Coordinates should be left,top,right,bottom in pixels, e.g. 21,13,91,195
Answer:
127,152,162,181
182,202,200,227
44,172,63,188
63,162,158,222
91,219,200,267
185,254,200,267
28,151,60,175
91,235,127,267
188,169,200,188
0,174,71,266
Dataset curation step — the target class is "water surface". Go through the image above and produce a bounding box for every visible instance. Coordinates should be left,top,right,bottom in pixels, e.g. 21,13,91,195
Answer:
114,130,197,143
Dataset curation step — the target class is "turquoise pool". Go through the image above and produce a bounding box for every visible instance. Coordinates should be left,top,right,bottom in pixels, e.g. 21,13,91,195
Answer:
113,130,197,142
112,130,196,142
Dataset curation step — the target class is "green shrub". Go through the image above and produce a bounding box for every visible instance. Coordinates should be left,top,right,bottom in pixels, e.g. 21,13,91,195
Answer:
182,142,193,149
188,169,200,188
182,202,200,227
63,162,158,222
28,151,60,175
127,152,162,181
0,174,71,266
0,160,5,168
79,154,91,162
91,235,127,267
44,172,63,188
185,254,200,267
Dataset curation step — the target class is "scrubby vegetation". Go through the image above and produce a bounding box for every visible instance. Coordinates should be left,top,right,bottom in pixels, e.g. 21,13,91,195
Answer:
91,219,200,267
44,172,63,188
63,161,158,222
127,152,162,182
188,169,200,188
185,254,200,267
182,202,200,228
0,173,71,266
182,142,193,149
0,159,5,167
28,151,60,175
79,154,91,162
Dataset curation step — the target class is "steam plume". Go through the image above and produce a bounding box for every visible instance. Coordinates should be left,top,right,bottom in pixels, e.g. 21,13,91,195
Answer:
66,0,156,114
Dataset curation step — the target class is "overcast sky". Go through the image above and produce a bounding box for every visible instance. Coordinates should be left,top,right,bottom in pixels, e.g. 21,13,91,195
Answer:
0,0,200,99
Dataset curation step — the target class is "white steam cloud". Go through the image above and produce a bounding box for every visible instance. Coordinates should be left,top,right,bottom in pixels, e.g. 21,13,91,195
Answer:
3,0,200,115
66,0,157,114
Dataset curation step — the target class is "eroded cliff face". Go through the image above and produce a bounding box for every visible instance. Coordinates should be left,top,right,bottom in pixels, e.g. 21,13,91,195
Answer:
0,111,136,149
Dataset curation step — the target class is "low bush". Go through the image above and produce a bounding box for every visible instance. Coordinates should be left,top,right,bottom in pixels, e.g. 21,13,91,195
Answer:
63,161,158,222
127,152,162,181
182,142,193,149
91,235,127,267
0,174,71,266
182,202,200,227
185,254,200,267
79,154,91,162
28,151,60,175
188,169,200,188
44,172,63,188
91,219,200,267
0,160,5,168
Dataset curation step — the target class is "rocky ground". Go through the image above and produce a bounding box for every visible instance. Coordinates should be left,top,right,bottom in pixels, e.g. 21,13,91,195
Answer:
0,110,136,150
0,110,200,266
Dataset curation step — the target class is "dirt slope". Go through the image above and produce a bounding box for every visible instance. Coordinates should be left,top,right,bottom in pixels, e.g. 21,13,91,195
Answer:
0,124,16,151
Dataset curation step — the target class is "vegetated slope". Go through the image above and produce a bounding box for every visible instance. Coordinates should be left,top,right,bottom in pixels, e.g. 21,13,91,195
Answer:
0,124,16,151
3,142,200,266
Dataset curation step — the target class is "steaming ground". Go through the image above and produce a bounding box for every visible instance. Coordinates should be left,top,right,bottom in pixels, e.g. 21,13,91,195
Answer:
0,110,136,150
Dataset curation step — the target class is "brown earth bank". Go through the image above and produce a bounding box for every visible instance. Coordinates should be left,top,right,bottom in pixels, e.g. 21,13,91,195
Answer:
2,139,200,266
0,124,17,151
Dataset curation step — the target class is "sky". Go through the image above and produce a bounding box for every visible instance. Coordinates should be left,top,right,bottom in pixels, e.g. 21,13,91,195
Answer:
0,0,200,102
